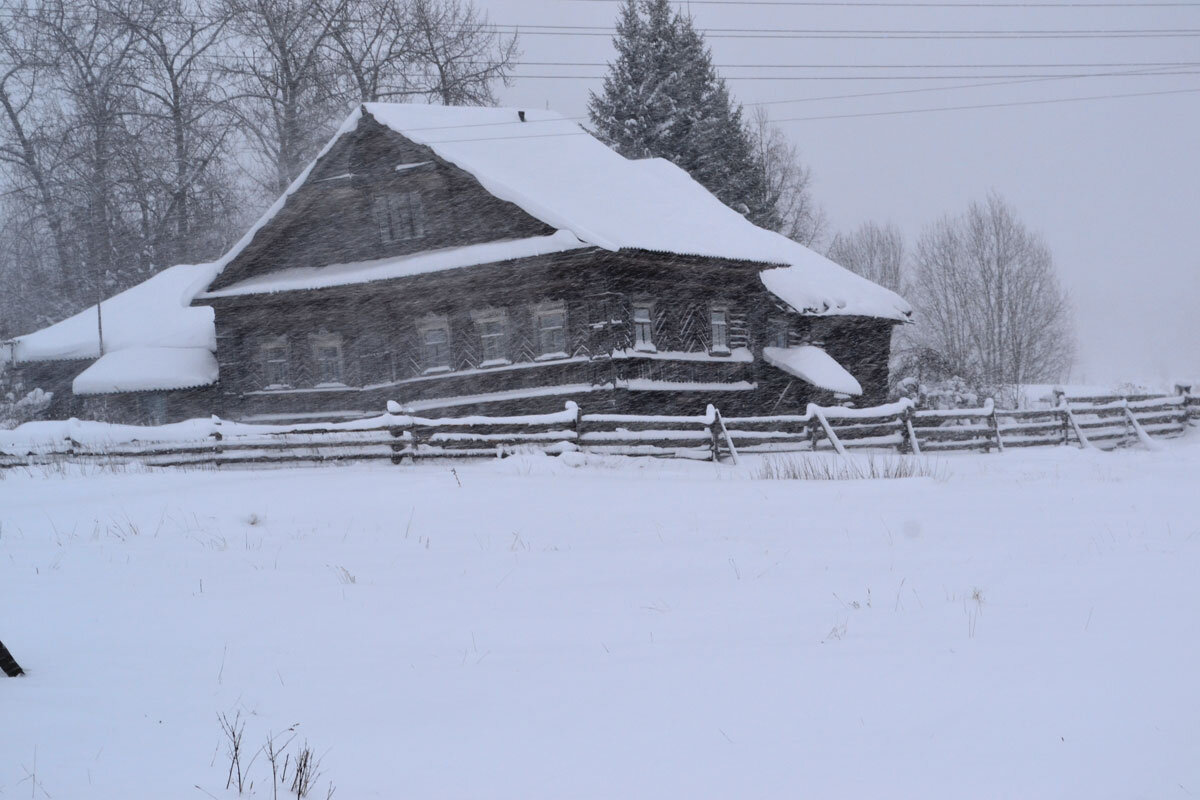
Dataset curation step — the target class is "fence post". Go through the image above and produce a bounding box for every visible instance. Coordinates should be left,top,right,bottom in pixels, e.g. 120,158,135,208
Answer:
0,639,23,677
210,416,224,467
1179,384,1198,427
989,403,1005,453
712,407,741,466
386,402,414,464
567,401,583,454
902,407,922,456
706,404,720,462
811,406,847,457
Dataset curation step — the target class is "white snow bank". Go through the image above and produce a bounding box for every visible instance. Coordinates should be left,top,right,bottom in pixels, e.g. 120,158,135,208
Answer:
8,263,219,363
763,345,863,396
200,232,587,298
72,347,218,395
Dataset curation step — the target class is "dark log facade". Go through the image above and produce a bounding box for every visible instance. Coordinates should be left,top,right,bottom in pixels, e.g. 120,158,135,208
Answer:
12,108,899,426
194,111,898,422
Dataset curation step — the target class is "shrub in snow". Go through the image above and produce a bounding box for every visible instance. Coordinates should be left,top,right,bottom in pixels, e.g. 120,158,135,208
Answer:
890,376,979,411
0,380,52,430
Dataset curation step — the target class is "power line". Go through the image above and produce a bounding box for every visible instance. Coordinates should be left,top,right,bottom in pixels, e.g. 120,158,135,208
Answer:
563,0,1200,7
506,71,1200,80
772,85,1200,122
515,60,1200,68
398,85,1200,142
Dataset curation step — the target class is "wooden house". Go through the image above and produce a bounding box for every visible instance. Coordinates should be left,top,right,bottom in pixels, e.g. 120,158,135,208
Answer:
5,103,911,425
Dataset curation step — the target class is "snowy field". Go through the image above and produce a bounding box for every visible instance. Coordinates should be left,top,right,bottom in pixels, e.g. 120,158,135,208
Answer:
2,441,1199,799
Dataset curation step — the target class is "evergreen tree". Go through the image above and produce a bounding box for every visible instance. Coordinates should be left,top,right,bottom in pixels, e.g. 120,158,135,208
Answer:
588,0,777,229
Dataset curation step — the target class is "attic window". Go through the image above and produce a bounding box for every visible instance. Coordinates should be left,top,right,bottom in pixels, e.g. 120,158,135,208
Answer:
375,191,425,244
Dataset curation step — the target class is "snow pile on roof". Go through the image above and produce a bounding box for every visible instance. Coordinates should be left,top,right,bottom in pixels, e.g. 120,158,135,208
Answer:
360,104,910,321
72,347,218,396
9,263,220,364
200,232,586,299
763,345,863,396
199,104,910,320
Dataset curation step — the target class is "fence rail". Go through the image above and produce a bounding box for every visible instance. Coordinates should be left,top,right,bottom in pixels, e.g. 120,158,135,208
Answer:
1,386,1196,470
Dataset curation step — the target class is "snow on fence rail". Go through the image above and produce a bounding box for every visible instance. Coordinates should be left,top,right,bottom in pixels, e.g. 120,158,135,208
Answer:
0,387,1195,470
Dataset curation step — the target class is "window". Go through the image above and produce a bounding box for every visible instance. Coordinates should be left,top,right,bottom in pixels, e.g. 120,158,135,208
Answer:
311,332,344,385
710,308,729,352
421,324,451,372
633,304,654,350
535,306,567,357
375,191,425,244
768,318,789,349
479,318,507,364
261,336,290,388
144,394,167,426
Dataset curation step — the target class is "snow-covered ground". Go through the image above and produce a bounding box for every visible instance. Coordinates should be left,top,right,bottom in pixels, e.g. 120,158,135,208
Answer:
2,441,1199,798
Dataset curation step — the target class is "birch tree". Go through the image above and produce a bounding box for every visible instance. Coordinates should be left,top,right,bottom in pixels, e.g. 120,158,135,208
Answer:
826,221,905,294
911,193,1074,388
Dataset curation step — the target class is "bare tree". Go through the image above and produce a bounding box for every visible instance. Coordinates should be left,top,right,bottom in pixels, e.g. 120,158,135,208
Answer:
403,0,518,106
0,8,75,288
321,0,417,102
826,221,906,295
748,107,826,247
36,0,144,289
221,0,351,195
114,0,240,266
911,192,1074,388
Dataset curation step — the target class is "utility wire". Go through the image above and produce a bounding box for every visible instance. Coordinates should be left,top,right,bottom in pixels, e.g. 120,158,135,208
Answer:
771,85,1200,122
563,0,1200,7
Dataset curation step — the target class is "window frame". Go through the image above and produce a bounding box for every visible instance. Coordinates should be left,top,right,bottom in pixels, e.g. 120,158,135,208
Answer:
374,190,425,245
472,309,510,367
632,303,655,352
417,315,453,374
260,335,291,389
533,302,568,360
768,317,790,349
709,306,730,354
311,331,345,387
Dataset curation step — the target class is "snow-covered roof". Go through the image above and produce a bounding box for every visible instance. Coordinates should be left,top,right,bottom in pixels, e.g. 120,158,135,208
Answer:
198,104,911,321
8,263,219,364
73,347,218,396
763,345,863,396
200,232,586,299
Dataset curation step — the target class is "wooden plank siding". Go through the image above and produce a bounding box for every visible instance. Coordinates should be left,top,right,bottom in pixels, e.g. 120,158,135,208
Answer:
189,115,901,423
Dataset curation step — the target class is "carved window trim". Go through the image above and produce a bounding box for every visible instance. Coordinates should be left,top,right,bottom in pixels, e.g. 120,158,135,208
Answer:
632,302,655,352
374,190,425,244
709,305,730,354
471,308,510,367
533,301,568,360
311,330,345,387
260,335,291,389
768,316,790,349
417,315,452,374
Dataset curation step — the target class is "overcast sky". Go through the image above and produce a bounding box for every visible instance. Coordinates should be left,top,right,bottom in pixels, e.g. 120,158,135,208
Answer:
481,0,1199,386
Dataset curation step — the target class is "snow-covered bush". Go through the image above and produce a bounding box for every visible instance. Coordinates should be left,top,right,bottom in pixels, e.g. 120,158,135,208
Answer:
890,376,979,410
0,383,52,429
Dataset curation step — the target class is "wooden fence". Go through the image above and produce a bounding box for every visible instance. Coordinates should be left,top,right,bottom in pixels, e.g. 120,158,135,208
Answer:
1,386,1196,470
